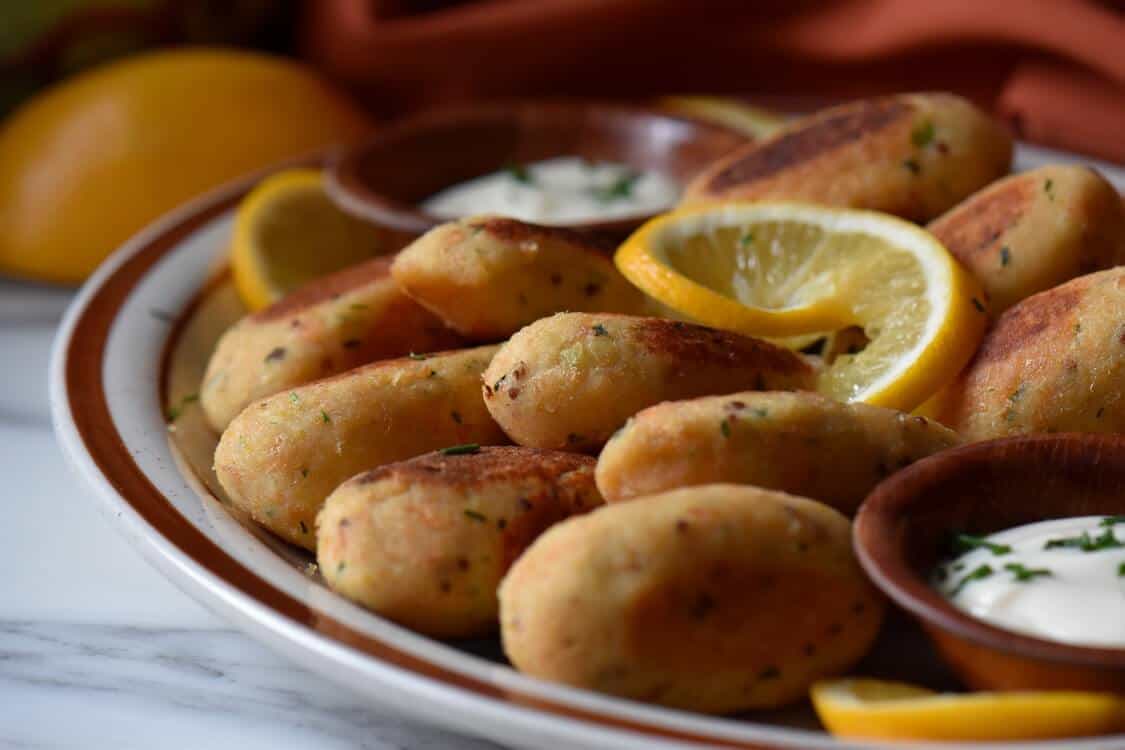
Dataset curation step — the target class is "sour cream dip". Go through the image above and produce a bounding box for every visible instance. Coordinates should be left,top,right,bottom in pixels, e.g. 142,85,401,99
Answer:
420,157,679,225
933,515,1125,648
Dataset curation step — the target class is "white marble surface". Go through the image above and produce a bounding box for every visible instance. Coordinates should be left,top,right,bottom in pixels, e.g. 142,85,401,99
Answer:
1,278,500,749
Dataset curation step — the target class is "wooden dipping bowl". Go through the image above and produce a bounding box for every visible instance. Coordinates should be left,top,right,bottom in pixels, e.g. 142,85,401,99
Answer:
326,100,748,236
855,433,1125,692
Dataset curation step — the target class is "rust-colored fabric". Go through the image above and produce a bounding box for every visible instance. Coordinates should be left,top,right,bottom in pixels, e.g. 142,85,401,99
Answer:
300,0,1125,163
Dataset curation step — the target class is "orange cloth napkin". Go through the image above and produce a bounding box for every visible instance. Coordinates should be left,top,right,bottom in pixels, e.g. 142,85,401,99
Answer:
300,0,1125,163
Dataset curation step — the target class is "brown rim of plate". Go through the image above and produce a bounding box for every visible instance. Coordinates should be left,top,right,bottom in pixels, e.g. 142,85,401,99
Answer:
854,433,1125,670
60,165,788,750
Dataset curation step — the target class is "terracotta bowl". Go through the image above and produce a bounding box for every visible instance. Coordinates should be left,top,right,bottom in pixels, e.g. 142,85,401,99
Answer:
326,100,748,236
854,433,1125,693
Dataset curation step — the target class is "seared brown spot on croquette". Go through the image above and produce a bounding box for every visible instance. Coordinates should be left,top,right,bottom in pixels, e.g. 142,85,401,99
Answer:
630,317,812,377
253,256,394,321
929,175,1035,262
352,446,594,489
704,98,909,192
469,217,615,254
971,280,1086,366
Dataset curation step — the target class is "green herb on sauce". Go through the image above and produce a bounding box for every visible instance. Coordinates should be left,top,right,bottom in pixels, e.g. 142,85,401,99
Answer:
464,509,488,522
1100,516,1125,527
739,231,754,248
1119,562,1125,577
441,443,481,456
951,564,994,596
999,246,1011,267
592,324,609,337
720,419,732,438
1004,562,1052,582
954,533,1012,556
911,120,935,148
971,297,986,314
591,171,639,203
1045,528,1124,552
408,352,429,361
289,392,300,405
1044,179,1055,200
320,410,331,424
505,162,533,184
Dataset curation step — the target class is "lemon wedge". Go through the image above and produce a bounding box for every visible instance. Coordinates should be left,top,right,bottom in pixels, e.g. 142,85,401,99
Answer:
231,168,389,311
658,96,787,139
614,203,987,411
811,678,1125,741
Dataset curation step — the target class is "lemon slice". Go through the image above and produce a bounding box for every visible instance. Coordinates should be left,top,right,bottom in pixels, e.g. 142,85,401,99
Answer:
811,678,1125,741
658,96,787,139
615,203,987,411
231,168,388,311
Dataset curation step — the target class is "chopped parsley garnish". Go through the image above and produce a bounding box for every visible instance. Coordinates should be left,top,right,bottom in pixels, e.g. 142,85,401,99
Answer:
1044,528,1124,552
720,419,732,438
999,246,1011,267
954,533,1012,556
289,392,300,404
166,393,200,423
320,410,331,424
464,509,488,522
408,352,429,361
911,120,936,148
971,297,986,313
739,231,754,248
441,443,481,456
1004,562,1052,582
591,171,639,203
349,303,369,311
1044,179,1054,199
752,407,769,418
1119,562,1125,577
951,564,994,595
1100,516,1125,527
505,162,533,184
592,324,609,337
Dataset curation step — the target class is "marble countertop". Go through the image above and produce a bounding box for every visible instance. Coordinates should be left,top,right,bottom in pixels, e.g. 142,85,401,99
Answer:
2,278,501,749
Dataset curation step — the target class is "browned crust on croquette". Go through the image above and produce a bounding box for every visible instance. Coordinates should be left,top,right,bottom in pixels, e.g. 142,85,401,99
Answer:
353,446,594,488
971,277,1088,366
702,98,910,192
253,255,394,321
629,318,813,376
929,174,1036,262
467,216,616,254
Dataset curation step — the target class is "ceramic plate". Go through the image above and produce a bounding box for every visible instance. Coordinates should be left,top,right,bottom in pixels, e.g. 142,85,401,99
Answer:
51,144,1125,750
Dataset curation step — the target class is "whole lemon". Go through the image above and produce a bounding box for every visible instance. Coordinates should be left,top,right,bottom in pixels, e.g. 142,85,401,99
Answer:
0,48,374,284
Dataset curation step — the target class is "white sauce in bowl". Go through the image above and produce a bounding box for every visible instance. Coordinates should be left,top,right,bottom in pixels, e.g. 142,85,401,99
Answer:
420,157,679,225
933,516,1125,648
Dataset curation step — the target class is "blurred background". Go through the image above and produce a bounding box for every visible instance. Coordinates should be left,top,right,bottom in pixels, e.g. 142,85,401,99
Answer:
1,0,1123,285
